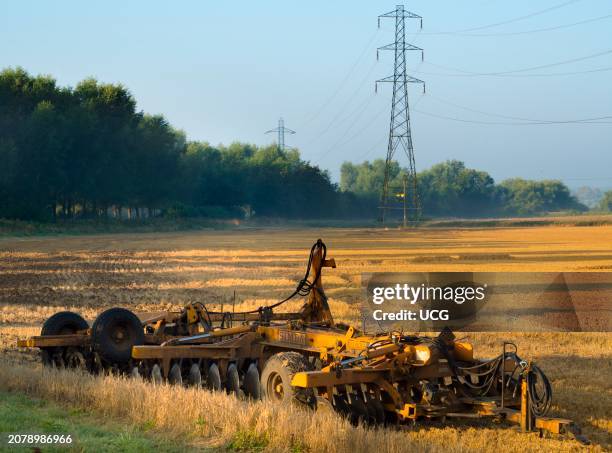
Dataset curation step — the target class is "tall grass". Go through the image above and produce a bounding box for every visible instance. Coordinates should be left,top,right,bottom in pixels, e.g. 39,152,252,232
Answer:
0,360,593,452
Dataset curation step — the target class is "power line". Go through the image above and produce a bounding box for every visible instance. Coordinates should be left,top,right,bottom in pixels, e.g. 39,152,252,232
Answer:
425,94,612,124
351,95,426,163
302,59,379,148
414,65,612,78
562,177,612,180
424,12,612,37
301,29,380,128
304,23,423,152
425,0,583,35
413,108,612,125
316,98,388,161
319,93,427,163
354,137,389,162
417,49,612,77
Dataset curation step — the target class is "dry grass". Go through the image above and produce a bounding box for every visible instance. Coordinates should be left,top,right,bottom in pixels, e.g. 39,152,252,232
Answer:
0,225,611,451
0,360,602,453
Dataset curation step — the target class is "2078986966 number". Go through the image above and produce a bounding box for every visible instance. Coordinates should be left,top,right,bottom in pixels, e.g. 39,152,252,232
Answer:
6,433,73,445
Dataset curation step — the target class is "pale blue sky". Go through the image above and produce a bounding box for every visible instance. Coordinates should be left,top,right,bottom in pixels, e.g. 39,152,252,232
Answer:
1,1,611,188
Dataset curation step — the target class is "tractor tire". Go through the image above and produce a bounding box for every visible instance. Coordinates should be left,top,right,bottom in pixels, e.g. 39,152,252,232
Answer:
260,352,314,407
42,311,89,336
40,311,89,367
244,363,261,400
91,308,144,365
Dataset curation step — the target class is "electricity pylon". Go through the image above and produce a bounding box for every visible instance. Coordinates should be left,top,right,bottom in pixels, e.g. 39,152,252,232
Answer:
376,5,425,225
265,118,295,152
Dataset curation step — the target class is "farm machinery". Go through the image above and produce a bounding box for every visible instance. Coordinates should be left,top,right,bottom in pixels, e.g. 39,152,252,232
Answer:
17,239,587,443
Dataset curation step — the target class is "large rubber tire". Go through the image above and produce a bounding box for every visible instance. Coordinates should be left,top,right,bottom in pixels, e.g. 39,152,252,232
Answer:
91,308,144,364
260,352,314,406
42,311,89,336
40,311,88,367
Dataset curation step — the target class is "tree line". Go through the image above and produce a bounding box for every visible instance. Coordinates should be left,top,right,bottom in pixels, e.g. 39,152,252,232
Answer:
0,68,341,221
0,68,594,222
340,160,588,217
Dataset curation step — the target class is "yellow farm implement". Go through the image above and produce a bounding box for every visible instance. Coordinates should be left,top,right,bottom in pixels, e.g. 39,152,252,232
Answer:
18,239,588,443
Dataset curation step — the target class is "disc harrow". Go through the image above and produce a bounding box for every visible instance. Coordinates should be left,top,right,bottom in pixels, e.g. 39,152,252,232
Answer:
17,239,589,444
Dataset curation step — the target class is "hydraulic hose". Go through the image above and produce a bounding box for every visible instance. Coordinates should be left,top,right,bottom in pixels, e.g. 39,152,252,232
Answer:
528,364,553,417
207,239,325,315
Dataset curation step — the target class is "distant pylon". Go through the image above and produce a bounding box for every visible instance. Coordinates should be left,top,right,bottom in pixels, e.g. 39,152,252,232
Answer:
265,118,296,152
376,5,425,225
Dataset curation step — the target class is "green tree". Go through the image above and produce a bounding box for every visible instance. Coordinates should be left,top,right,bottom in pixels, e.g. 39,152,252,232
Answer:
598,191,612,212
500,178,586,215
418,160,499,217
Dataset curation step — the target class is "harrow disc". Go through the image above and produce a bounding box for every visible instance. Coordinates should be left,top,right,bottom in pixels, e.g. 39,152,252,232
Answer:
130,366,141,379
207,363,221,391
188,363,202,387
151,364,163,385
169,363,183,386
244,363,261,400
331,394,352,420
314,396,335,416
366,398,385,425
360,395,378,426
347,393,369,426
226,364,240,395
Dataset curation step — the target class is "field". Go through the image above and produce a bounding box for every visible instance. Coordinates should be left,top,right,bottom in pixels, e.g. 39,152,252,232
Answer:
1,225,611,452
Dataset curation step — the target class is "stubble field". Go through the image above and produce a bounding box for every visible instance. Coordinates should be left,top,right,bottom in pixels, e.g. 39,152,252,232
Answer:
0,225,610,452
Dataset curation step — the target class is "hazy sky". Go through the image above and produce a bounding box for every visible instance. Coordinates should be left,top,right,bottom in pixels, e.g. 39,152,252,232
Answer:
2,1,611,188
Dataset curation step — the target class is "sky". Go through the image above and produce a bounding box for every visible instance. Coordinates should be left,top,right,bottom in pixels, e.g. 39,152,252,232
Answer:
1,0,611,188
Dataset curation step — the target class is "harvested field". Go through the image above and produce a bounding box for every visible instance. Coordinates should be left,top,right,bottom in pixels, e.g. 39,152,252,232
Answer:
0,225,611,451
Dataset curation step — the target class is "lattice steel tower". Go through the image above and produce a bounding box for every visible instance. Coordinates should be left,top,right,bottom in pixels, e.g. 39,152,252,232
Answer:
376,5,425,224
265,118,295,152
